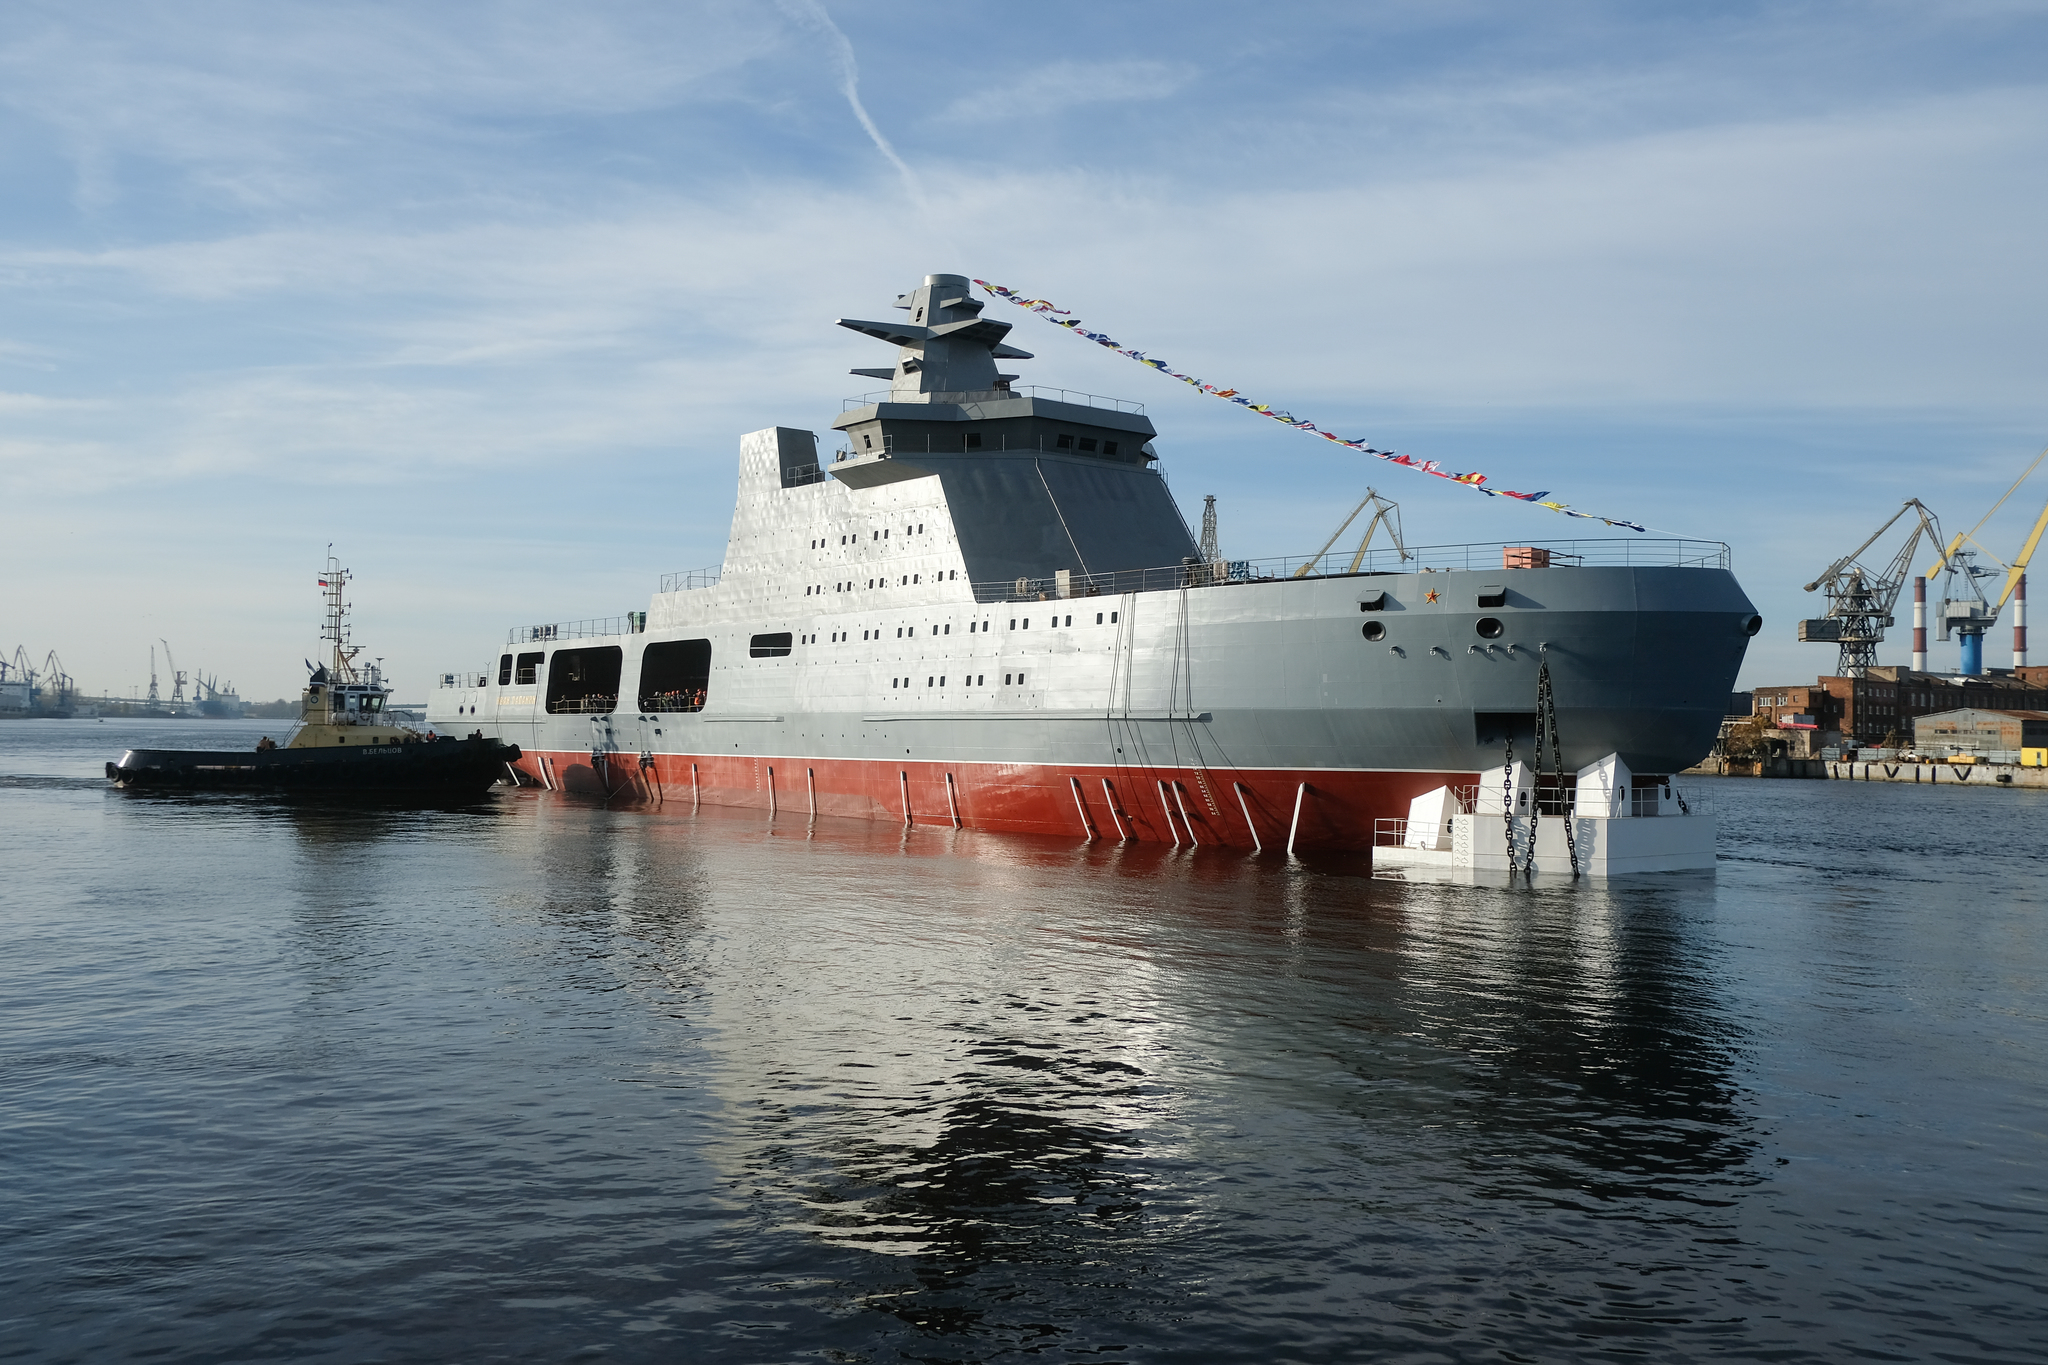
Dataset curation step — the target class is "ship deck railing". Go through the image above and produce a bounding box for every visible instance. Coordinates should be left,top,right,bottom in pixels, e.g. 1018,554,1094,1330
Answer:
547,695,619,715
969,538,1731,603
657,566,724,594
842,385,1145,414
508,612,648,645
436,671,490,689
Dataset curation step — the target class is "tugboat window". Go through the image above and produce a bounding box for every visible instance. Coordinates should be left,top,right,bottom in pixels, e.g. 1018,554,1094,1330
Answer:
498,653,513,685
749,632,794,658
639,639,710,712
543,646,622,715
515,652,544,685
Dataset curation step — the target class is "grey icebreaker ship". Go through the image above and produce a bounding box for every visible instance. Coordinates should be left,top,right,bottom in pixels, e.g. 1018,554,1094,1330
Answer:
430,272,1761,856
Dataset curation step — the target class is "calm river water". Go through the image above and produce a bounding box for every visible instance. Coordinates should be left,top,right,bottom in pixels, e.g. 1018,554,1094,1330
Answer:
3,719,2044,1363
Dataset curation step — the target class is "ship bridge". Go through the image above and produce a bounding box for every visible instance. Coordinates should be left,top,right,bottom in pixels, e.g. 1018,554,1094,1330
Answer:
820,272,1199,589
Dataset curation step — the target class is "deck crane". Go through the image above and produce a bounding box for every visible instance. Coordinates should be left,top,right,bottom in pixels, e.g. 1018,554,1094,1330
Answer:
1920,445,2048,673
1799,499,1947,677
1294,488,1409,579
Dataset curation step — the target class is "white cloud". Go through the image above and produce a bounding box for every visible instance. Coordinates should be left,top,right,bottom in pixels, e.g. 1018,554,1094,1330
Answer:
933,59,1195,125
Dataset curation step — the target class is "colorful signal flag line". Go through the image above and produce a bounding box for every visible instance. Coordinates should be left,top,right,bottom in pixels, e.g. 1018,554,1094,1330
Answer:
973,279,1650,534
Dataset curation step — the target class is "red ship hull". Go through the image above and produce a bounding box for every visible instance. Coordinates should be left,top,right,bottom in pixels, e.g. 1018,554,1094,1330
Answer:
509,749,1475,853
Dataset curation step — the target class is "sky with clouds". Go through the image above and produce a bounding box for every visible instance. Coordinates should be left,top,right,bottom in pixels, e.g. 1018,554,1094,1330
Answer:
5,0,2047,701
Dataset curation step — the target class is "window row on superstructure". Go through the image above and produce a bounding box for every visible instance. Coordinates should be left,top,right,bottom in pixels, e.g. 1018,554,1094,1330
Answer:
487,609,1123,717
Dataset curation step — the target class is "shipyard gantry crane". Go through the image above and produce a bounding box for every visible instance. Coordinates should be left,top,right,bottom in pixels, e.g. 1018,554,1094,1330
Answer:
1799,499,1946,677
1920,445,2048,672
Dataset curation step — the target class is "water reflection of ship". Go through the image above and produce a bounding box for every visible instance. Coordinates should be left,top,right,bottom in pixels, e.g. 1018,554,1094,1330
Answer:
1396,879,1755,1201
493,803,1753,1346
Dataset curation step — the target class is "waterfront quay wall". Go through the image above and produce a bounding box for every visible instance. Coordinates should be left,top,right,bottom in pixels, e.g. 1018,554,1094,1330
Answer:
1823,758,2048,788
1692,756,2048,788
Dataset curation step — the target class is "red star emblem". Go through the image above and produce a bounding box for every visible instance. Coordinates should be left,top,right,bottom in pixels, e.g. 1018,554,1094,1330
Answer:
1424,588,1440,603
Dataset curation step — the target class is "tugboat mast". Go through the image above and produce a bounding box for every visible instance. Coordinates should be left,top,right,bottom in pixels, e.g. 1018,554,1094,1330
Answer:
321,548,361,684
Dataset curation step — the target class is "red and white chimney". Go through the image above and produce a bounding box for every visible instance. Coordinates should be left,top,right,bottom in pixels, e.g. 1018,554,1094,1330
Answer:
2016,573,2029,668
1912,576,1928,672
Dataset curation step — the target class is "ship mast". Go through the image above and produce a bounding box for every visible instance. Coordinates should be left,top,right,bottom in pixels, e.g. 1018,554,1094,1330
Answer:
321,549,360,683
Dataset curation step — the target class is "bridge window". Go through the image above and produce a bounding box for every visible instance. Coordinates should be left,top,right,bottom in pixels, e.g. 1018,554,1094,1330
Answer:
639,639,710,713
515,652,544,685
498,653,513,686
1079,438,1097,452
1103,441,1118,456
544,645,622,714
1056,434,1073,449
966,432,982,449
750,632,794,658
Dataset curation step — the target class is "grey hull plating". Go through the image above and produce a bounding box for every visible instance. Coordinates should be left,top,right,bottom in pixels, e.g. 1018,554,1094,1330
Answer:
450,564,1753,779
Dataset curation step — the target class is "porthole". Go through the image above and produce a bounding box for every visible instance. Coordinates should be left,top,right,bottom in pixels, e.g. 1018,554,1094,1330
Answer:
1363,621,1386,642
1476,617,1504,639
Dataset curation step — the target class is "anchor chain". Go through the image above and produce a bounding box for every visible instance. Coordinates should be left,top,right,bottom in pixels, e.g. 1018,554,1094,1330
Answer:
1534,661,1579,878
1502,732,1530,877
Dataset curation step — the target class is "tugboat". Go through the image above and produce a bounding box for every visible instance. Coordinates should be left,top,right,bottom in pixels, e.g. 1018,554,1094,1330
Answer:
108,554,520,795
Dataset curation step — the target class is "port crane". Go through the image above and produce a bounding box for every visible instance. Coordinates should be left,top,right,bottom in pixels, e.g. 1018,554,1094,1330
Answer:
1919,445,2048,672
1294,488,1409,579
1799,499,1947,677
160,639,188,709
40,651,75,712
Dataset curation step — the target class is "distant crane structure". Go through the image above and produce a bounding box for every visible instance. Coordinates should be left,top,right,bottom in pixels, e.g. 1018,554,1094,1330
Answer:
1799,499,1947,677
1920,445,2048,673
1805,446,2048,677
1,646,78,713
1295,488,1409,580
39,652,75,711
159,639,188,709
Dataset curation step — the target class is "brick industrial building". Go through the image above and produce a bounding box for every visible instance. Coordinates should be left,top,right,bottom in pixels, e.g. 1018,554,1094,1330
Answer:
1748,666,2048,749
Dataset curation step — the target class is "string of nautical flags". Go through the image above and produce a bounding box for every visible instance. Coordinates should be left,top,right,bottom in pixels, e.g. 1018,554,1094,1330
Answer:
973,279,1649,533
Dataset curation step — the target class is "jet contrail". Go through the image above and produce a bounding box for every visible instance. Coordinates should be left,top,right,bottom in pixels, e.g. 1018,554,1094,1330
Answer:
777,0,930,213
